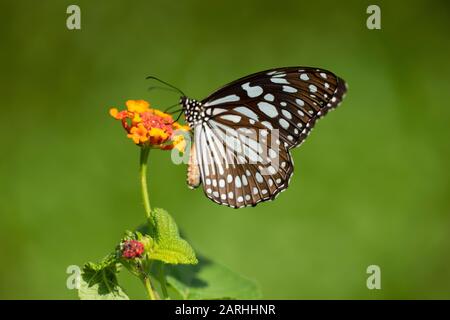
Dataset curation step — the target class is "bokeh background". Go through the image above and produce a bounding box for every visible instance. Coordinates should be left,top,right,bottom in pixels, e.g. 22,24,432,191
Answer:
1,0,449,299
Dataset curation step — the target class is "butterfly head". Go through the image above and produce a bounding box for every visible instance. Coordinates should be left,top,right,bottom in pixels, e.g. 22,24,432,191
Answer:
180,96,204,127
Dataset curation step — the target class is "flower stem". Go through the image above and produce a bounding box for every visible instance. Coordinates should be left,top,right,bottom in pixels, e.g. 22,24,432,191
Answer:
158,263,169,299
139,146,152,221
139,147,158,299
143,276,157,300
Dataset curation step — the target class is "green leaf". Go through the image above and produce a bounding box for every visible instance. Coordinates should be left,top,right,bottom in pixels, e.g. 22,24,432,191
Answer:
78,259,129,300
165,255,262,300
138,208,197,265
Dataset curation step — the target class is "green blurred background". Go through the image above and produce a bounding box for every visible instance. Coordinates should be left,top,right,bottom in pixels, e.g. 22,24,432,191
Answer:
1,0,449,299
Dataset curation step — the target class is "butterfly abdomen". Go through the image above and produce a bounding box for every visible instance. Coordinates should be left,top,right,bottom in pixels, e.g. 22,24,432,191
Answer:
186,142,201,189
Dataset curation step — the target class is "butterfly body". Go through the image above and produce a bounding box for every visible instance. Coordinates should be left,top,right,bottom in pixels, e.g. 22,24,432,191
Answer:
180,97,204,127
186,142,201,189
180,67,347,208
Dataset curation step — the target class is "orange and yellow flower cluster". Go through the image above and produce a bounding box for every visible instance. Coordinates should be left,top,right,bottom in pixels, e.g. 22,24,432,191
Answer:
109,100,190,152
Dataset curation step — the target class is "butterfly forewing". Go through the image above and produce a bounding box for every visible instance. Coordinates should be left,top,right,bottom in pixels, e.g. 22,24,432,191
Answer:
202,67,346,149
184,67,347,208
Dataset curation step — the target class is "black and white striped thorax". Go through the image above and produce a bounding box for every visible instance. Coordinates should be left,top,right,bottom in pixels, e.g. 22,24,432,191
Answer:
181,97,204,127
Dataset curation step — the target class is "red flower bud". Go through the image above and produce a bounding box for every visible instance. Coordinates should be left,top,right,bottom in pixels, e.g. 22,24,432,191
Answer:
121,240,145,259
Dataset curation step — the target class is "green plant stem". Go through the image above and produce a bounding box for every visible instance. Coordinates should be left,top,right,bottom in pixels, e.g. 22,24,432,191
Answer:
158,263,169,299
139,147,158,299
140,146,151,220
143,276,157,300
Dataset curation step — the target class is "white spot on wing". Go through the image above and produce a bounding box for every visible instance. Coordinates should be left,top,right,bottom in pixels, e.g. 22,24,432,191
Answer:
261,121,273,129
264,94,274,102
242,82,263,98
279,118,289,129
235,176,242,188
270,77,289,84
220,114,242,123
210,108,227,116
234,106,258,121
257,102,278,118
282,86,297,93
281,109,292,119
204,95,240,107
267,166,276,175
309,84,317,93
272,72,286,78
269,149,277,158
255,172,263,183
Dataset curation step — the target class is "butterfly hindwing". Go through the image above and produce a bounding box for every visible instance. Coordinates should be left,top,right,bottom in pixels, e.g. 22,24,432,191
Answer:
193,124,294,208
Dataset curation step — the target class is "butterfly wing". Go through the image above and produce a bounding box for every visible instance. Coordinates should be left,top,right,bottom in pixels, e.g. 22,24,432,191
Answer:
193,122,294,208
194,67,347,208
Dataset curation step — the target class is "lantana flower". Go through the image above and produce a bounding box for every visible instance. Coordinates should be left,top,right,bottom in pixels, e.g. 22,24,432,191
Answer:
109,100,190,152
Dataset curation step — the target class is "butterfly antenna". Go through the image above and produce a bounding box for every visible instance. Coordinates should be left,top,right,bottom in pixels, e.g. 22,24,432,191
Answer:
172,110,184,124
146,76,186,96
169,108,182,114
148,85,180,94
164,102,180,113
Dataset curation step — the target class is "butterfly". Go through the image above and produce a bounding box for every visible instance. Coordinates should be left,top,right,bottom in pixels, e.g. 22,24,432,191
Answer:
179,67,347,208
